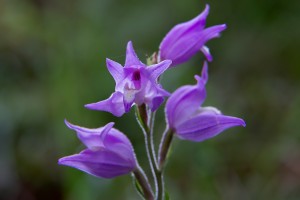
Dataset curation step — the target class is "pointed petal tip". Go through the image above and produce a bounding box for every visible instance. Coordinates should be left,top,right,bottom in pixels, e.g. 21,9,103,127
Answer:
239,119,246,127
126,41,134,51
194,74,200,79
194,75,201,83
103,122,115,133
64,119,75,130
58,157,67,165
84,102,100,110
106,122,115,127
193,62,209,85
106,58,113,64
125,40,143,67
201,46,213,62
84,103,93,110
217,24,227,33
64,118,69,126
228,117,246,128
204,4,210,11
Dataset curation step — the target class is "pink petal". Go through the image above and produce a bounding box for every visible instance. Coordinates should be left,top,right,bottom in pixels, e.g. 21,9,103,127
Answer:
124,41,143,67
176,113,246,142
106,58,124,84
85,91,125,117
58,149,136,179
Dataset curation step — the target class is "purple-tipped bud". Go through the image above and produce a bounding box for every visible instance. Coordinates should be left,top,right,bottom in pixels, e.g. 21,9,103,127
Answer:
58,120,137,179
159,4,226,67
165,62,245,142
85,41,172,116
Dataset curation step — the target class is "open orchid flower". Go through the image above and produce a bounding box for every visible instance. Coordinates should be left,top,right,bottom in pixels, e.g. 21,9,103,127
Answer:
166,62,246,142
58,120,137,178
85,41,172,117
159,4,226,66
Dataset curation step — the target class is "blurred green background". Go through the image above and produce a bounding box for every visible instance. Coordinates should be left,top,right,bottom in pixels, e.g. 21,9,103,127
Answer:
1,0,300,199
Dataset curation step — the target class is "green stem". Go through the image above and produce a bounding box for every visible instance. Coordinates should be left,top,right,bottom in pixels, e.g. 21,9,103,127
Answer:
158,128,174,170
156,170,164,200
133,166,154,200
136,105,166,200
148,110,157,160
137,104,148,130
148,110,165,200
135,105,159,197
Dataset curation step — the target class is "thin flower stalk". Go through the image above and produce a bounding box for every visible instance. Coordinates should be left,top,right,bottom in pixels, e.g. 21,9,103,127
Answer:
133,165,155,200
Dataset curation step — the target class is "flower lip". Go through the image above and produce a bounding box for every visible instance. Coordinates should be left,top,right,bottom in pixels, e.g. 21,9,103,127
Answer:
132,70,141,81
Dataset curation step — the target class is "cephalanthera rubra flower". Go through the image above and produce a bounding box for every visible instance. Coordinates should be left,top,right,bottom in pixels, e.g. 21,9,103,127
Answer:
159,4,226,66
59,120,137,178
166,63,245,142
85,41,172,116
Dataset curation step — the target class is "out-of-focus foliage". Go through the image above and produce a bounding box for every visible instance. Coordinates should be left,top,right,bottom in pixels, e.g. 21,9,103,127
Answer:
0,0,300,199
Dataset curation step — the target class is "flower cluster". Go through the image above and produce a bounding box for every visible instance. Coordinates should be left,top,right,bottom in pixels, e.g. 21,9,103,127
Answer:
59,4,245,200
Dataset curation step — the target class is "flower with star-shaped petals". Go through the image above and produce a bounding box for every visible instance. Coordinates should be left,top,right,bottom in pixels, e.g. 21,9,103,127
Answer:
85,41,172,117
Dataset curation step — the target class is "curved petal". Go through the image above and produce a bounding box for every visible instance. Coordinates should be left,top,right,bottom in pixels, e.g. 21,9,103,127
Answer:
64,120,114,150
147,60,172,80
101,128,133,151
201,61,208,84
100,126,137,165
58,149,136,179
200,46,213,62
159,4,210,60
176,113,246,142
85,91,125,117
166,24,226,66
166,75,206,128
125,41,143,67
106,58,124,84
193,24,227,52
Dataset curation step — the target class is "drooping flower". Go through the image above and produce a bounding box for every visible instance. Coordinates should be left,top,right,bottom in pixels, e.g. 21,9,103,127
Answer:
165,62,245,142
58,120,137,178
159,4,226,67
85,41,172,117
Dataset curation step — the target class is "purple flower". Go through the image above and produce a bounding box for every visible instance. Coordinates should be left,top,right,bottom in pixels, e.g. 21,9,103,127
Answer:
166,62,245,142
58,120,137,178
85,41,172,117
159,4,226,66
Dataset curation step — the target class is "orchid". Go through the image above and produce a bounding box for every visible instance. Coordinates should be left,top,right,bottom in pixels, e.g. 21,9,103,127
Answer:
58,120,137,178
85,41,172,117
165,63,246,142
159,4,226,66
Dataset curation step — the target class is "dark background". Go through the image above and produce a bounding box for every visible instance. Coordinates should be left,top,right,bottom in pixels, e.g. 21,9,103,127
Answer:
1,0,300,199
